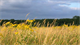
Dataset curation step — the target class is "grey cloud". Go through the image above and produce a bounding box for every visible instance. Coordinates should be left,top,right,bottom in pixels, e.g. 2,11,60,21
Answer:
0,0,80,20
11,4,31,9
32,0,80,3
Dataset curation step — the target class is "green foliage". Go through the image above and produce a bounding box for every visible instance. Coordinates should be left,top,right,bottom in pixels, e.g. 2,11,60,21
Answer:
0,16,80,26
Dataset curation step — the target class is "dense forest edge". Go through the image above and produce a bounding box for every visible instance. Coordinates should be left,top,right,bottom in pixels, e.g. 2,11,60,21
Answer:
0,16,80,26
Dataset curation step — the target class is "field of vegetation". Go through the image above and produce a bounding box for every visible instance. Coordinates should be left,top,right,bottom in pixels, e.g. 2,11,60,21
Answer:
0,19,80,45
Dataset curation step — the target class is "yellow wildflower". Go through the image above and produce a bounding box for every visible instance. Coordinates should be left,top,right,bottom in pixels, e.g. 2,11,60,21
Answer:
15,32,18,35
29,28,34,31
12,24,17,27
27,19,34,23
6,22,10,25
25,25,29,29
62,24,68,27
34,23,36,25
27,19,29,22
26,19,34,22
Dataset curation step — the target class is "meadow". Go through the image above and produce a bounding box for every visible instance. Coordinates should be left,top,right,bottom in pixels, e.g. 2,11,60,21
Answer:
0,19,80,45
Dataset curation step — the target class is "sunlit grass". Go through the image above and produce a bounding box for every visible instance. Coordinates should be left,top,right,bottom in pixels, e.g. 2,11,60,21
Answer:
0,19,80,45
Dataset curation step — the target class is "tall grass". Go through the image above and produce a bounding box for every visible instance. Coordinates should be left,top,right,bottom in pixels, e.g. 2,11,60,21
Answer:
0,19,80,45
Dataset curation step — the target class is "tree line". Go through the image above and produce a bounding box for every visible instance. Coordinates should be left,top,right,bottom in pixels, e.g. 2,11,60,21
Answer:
0,16,80,26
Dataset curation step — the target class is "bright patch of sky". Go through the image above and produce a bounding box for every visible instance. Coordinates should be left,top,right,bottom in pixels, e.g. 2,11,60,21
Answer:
59,2,80,8
69,3,80,8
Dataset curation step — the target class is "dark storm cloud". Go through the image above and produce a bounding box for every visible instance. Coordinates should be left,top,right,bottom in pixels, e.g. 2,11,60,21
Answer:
0,0,80,19
11,4,31,9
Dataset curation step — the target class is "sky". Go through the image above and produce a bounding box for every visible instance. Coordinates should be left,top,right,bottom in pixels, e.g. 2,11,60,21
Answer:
0,0,80,20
